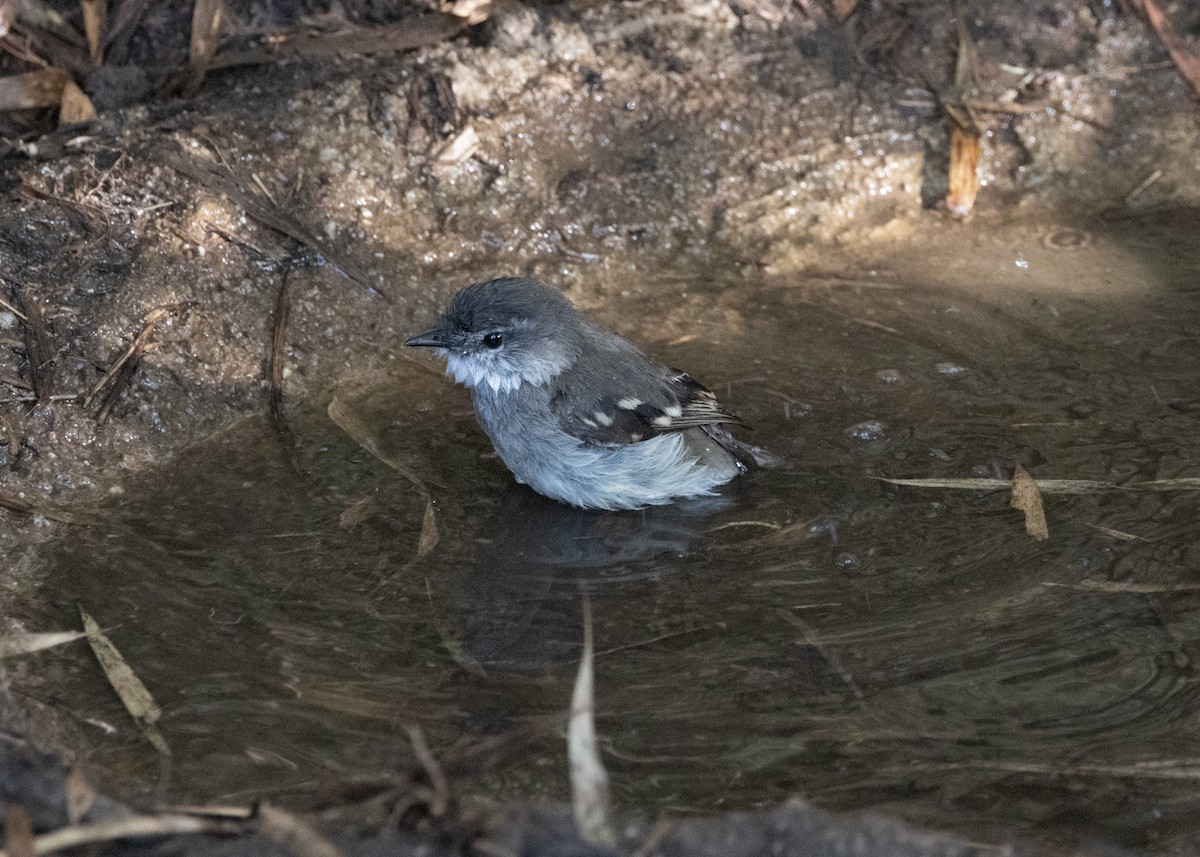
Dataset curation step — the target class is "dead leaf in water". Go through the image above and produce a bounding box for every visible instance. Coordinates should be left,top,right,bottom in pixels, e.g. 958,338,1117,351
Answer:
0,629,87,657
327,394,426,491
80,607,170,756
338,496,374,530
327,394,439,560
877,476,1127,494
569,596,615,848
258,805,343,857
1047,580,1200,594
416,497,439,558
1010,464,1049,540
1080,522,1146,542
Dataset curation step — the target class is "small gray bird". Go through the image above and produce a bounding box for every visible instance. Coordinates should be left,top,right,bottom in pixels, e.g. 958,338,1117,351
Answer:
405,277,772,510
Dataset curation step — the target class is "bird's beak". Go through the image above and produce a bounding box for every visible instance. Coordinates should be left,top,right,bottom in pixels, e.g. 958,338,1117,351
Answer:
405,330,451,348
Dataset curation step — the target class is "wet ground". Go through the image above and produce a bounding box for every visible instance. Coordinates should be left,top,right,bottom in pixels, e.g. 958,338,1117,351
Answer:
9,210,1200,854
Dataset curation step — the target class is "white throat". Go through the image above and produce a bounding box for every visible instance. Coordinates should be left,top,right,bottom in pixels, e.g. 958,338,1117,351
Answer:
444,352,525,393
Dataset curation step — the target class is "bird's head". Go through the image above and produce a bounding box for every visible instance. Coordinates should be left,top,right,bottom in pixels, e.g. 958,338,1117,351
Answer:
405,278,584,393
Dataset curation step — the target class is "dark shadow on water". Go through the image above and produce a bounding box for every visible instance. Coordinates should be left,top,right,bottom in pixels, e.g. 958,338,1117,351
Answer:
460,482,723,671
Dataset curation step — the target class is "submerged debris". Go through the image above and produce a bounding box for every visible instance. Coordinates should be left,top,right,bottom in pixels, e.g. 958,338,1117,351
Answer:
79,607,170,757
1010,463,1049,541
568,597,615,849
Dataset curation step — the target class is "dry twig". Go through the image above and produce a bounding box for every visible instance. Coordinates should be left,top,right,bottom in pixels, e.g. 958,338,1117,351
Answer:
86,304,189,424
160,146,385,300
1142,0,1200,97
406,725,450,818
6,276,55,405
0,814,237,857
268,266,292,433
208,14,465,70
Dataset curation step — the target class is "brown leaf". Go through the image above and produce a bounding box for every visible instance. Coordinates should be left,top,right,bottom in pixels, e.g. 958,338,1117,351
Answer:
80,0,106,64
1010,464,1049,540
187,0,225,92
0,69,68,112
59,79,97,125
947,123,981,219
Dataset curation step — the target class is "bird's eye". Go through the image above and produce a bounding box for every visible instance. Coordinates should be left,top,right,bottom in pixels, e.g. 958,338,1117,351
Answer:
483,332,503,349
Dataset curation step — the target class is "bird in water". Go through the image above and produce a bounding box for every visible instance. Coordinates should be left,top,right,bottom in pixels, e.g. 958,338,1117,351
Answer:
406,277,775,510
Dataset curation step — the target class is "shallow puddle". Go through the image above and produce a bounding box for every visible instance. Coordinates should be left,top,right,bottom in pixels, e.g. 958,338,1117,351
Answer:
20,211,1200,852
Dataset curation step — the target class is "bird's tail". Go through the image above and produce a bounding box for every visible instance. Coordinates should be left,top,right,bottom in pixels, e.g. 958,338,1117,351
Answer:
701,425,788,472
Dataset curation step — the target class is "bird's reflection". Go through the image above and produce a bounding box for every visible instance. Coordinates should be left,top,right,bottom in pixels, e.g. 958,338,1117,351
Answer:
460,482,726,671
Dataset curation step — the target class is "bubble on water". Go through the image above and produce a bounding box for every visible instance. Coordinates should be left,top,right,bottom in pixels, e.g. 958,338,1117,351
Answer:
834,552,859,569
875,369,903,384
1015,253,1029,269
807,517,840,544
1043,227,1091,251
783,401,813,420
845,420,888,442
936,362,968,376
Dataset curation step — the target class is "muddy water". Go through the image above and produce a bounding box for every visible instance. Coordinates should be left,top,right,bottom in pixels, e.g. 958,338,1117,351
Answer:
24,211,1200,852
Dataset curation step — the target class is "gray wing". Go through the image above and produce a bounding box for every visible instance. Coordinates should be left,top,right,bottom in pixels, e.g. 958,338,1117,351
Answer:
549,329,745,446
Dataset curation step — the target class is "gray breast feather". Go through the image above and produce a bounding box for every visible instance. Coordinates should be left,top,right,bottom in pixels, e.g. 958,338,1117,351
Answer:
472,382,742,510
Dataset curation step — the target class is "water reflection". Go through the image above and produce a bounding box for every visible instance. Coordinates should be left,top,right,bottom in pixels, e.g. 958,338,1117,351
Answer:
461,483,721,670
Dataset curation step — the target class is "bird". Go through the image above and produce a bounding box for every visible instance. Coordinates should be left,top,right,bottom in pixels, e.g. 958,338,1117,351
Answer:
405,277,774,510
